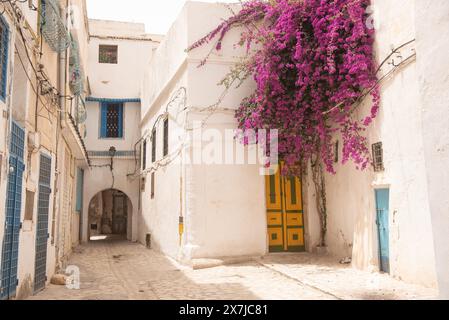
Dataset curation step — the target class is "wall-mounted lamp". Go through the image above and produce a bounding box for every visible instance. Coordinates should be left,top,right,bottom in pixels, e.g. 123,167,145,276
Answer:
109,146,117,158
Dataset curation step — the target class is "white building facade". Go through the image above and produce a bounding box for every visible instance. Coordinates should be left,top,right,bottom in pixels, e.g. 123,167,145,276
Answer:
0,0,90,300
137,0,449,296
2,0,448,300
82,20,161,243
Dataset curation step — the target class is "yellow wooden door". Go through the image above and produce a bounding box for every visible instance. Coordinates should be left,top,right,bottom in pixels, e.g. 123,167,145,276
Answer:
266,163,305,252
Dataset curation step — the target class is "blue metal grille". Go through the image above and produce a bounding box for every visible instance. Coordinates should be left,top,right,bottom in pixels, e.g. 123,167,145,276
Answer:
0,14,10,101
34,154,52,293
1,122,25,300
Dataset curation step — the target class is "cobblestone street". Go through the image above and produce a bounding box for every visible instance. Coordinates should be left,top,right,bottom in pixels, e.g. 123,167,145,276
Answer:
29,240,437,300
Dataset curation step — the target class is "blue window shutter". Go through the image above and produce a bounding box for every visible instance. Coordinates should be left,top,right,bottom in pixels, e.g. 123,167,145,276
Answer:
118,103,124,138
75,168,84,212
100,102,108,138
0,15,10,101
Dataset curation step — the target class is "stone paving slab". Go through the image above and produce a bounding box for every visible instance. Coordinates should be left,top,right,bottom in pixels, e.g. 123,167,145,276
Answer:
29,241,333,300
28,241,438,300
256,254,438,300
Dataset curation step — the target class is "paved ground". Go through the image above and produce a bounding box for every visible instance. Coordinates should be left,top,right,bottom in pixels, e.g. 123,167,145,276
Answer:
29,240,437,300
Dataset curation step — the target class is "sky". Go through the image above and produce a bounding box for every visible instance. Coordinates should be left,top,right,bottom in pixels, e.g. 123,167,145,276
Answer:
86,0,237,35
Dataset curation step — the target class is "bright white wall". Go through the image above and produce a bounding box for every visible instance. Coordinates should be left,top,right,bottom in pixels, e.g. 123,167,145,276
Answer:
141,8,188,120
85,101,141,151
313,0,437,288
139,2,266,263
82,158,140,242
415,0,449,298
88,36,157,99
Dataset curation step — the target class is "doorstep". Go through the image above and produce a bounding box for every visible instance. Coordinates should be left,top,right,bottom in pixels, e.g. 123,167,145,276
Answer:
191,256,261,270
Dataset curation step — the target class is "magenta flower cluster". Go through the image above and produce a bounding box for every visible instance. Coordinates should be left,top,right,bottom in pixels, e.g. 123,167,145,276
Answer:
189,0,379,174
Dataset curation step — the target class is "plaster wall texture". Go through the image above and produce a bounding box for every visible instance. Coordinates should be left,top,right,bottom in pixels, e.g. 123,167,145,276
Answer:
82,158,139,242
139,2,266,264
88,20,160,100
82,20,159,244
0,4,63,298
414,0,449,297
85,101,141,151
308,0,438,288
0,0,89,299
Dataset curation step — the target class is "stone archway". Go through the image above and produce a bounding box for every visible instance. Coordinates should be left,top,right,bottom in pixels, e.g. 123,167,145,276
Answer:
87,189,133,241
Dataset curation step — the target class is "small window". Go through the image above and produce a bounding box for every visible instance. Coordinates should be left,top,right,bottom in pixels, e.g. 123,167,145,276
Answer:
24,190,35,221
99,45,118,64
334,140,339,163
150,172,155,199
372,142,384,172
100,103,123,138
0,16,10,101
151,129,157,163
140,177,146,191
142,139,147,170
163,117,169,157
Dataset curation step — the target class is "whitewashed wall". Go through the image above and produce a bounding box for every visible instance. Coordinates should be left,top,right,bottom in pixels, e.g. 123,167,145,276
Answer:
82,20,159,243
82,158,139,242
85,101,141,151
88,20,159,99
304,0,438,288
414,0,449,298
139,2,266,264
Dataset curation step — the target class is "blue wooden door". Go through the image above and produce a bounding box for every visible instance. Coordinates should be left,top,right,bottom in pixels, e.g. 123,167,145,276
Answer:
34,154,52,294
1,122,25,300
375,189,390,273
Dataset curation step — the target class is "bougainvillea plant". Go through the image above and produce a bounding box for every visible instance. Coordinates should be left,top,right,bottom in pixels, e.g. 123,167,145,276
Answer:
188,0,379,175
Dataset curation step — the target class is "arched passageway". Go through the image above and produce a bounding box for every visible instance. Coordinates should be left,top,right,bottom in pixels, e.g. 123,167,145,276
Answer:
88,189,133,241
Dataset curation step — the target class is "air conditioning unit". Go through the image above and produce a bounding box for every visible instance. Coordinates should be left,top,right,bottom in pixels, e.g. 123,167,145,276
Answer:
28,131,41,150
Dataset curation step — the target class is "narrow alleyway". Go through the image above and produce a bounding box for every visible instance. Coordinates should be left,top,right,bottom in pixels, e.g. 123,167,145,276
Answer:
29,240,437,300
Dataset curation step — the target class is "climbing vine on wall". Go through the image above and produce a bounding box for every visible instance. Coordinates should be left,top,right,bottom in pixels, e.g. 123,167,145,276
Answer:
188,0,378,247
188,0,379,175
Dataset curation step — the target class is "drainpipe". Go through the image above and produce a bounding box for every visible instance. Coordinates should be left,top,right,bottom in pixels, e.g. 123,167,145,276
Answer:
59,3,67,127
53,0,69,270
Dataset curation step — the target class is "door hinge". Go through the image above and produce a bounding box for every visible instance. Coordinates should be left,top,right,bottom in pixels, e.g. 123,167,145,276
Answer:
16,279,19,286
47,233,50,239
19,222,23,230
45,275,48,282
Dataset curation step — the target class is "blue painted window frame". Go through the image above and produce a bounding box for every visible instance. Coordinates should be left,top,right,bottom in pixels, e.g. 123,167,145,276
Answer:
0,14,10,102
75,168,84,212
100,102,124,139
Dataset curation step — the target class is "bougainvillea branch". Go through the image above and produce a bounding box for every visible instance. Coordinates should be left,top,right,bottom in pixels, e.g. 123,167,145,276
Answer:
188,0,379,175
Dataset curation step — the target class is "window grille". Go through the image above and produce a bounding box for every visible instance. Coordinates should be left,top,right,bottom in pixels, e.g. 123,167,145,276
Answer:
163,117,169,157
142,139,147,170
334,140,339,163
151,172,155,199
40,0,71,52
69,34,84,96
372,142,385,172
0,15,9,101
99,45,118,64
100,103,123,138
151,129,157,163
